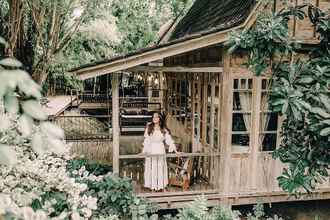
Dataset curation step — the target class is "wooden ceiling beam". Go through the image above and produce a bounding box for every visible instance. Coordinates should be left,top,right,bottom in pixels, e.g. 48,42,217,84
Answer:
126,66,223,73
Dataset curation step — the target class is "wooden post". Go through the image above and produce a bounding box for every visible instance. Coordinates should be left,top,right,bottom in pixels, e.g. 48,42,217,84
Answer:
196,74,202,151
210,74,216,149
159,71,164,111
219,50,232,195
148,74,153,105
191,75,197,152
178,78,182,123
202,75,208,145
249,77,261,189
112,73,120,174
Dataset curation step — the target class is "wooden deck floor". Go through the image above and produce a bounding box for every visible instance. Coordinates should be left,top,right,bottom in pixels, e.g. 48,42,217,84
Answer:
133,181,215,194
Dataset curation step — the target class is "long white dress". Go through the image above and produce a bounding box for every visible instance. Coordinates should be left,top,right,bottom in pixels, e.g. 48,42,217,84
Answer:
142,128,176,190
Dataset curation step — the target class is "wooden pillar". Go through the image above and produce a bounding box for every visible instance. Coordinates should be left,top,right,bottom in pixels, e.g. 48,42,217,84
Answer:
184,73,189,128
112,73,120,174
178,78,182,123
148,74,153,104
210,74,216,149
219,50,232,194
196,74,202,151
159,72,164,111
249,77,261,189
191,75,197,152
202,75,208,145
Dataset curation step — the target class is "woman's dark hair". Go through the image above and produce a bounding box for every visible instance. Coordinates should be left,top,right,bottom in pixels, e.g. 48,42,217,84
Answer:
147,112,170,135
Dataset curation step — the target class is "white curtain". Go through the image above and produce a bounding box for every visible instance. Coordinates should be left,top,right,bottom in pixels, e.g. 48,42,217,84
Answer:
259,93,271,146
239,92,252,133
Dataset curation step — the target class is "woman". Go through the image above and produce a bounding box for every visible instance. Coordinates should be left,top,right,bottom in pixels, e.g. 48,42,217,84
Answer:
142,112,178,191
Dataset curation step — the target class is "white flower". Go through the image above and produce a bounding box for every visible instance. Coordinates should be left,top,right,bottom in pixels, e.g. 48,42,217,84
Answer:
81,207,92,218
71,211,82,220
0,144,99,219
86,197,98,210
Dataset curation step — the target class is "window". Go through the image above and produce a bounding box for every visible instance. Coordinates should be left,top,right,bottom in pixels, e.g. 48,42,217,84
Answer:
260,78,278,151
232,78,253,152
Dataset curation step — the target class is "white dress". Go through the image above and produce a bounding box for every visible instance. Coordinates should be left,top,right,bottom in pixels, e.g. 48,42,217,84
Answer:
142,128,176,190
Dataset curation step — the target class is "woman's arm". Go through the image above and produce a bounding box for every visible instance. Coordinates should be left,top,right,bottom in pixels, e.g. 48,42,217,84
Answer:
142,124,150,153
165,130,178,153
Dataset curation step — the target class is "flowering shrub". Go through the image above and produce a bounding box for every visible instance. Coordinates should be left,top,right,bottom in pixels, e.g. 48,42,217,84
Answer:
67,158,156,219
0,37,117,220
0,145,98,219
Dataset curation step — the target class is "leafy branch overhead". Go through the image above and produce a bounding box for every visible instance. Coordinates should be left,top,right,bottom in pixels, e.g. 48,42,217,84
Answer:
0,37,66,166
0,0,194,90
228,3,330,194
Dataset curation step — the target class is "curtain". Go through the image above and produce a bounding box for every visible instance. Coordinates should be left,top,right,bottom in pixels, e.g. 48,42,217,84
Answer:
259,93,271,146
239,92,252,132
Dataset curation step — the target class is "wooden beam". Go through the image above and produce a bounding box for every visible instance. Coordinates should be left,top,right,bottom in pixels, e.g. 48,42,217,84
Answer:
191,76,196,152
249,77,262,189
72,2,265,80
112,73,120,174
196,74,202,151
127,66,223,73
202,75,208,144
219,49,232,194
210,75,216,149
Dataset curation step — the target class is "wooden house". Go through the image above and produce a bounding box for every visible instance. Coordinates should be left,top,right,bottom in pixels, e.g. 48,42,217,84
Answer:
68,0,330,209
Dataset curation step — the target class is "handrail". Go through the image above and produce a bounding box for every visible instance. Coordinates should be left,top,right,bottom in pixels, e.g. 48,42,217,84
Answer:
119,152,221,159
55,114,111,118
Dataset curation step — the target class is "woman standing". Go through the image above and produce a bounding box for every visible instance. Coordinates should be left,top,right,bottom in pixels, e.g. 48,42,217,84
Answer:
142,112,178,191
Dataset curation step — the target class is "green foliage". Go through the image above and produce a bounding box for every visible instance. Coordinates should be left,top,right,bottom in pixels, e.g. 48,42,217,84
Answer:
67,158,155,218
247,203,284,220
0,38,65,165
227,10,295,75
31,191,69,218
67,158,112,176
228,3,330,194
176,196,240,220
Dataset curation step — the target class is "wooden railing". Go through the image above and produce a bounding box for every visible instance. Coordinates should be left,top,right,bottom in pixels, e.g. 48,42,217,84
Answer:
119,152,221,195
76,93,162,110
79,93,109,103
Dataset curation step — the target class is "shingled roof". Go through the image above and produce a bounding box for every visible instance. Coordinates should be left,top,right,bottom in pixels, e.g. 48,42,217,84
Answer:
170,0,256,41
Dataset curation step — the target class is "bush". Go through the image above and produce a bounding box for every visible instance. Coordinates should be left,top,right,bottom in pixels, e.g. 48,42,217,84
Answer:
67,158,156,219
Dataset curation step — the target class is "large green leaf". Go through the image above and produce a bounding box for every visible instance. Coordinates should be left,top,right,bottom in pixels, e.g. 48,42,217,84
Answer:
319,94,330,112
320,127,330,136
0,115,11,132
22,100,48,120
0,145,17,165
311,107,330,118
18,114,33,137
0,58,22,68
31,132,45,155
298,77,314,84
41,122,64,139
4,93,19,115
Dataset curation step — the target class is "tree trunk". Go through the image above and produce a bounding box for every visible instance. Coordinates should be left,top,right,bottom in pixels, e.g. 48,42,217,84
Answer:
32,67,49,86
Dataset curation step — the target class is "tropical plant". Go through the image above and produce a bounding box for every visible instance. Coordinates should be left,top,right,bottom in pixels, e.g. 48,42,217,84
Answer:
175,196,240,220
67,159,156,219
227,3,330,194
